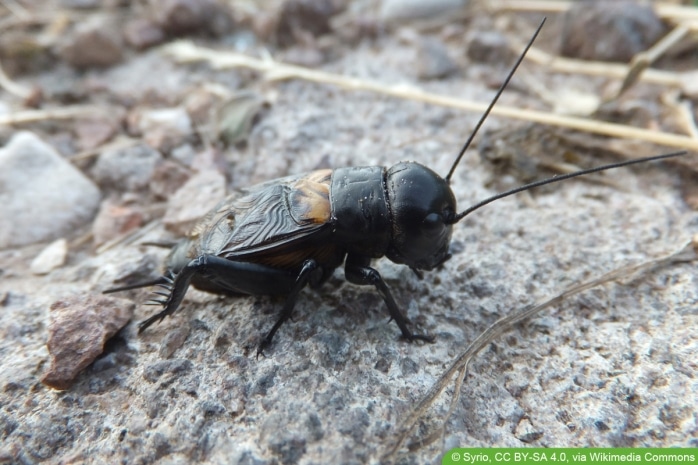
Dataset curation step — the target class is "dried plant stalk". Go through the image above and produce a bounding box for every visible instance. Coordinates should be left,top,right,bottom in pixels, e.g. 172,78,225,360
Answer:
0,105,103,125
165,41,698,151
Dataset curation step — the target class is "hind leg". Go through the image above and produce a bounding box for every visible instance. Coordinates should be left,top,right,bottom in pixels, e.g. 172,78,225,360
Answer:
139,254,298,333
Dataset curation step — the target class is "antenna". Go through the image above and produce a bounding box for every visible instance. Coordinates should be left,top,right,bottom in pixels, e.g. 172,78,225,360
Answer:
445,17,546,182
447,151,687,224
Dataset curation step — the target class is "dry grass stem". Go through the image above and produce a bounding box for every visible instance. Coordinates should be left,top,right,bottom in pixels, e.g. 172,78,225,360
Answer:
0,105,104,125
615,24,691,98
165,41,698,151
521,46,683,86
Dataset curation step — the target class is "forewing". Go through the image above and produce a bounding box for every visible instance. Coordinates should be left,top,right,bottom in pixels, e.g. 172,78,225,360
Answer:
193,170,333,258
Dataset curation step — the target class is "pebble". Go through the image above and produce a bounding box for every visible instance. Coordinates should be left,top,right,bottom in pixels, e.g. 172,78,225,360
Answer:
276,0,339,46
466,30,513,64
415,37,458,80
41,294,135,390
30,239,69,275
59,0,100,7
57,16,124,68
92,143,163,192
190,146,229,174
153,0,234,37
380,0,467,24
0,132,101,248
92,198,145,247
163,170,226,235
149,159,192,199
124,18,166,50
170,143,197,167
560,1,666,62
74,117,118,151
137,107,194,153
514,417,544,443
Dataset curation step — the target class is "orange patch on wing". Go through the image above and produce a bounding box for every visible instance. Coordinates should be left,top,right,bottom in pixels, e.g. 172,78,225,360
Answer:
289,170,332,225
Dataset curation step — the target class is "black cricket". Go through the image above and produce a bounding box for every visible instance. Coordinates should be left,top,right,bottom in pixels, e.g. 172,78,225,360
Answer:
106,20,686,354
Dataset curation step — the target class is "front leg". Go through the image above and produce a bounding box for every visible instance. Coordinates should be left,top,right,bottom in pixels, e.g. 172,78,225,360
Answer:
344,254,434,343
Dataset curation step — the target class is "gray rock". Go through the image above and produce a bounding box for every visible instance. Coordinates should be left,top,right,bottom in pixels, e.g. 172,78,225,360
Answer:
467,30,513,64
380,0,467,23
152,0,234,37
275,0,340,46
57,16,124,68
0,132,101,248
560,1,666,62
138,107,194,153
416,36,459,80
93,143,163,192
124,18,166,50
163,169,226,235
149,159,192,199
30,238,68,275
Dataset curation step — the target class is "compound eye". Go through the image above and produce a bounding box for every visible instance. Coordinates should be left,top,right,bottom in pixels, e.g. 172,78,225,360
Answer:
422,212,443,232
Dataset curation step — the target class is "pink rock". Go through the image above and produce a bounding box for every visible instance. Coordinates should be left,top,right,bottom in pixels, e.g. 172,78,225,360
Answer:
41,295,135,390
163,170,226,235
92,199,145,247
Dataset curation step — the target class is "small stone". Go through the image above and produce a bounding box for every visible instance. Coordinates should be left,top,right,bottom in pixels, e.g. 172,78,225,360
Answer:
149,160,192,199
92,198,145,247
124,18,166,50
514,418,544,443
184,88,221,127
57,16,124,68
92,144,163,192
560,1,666,62
0,132,101,248
190,146,228,174
138,107,194,153
153,0,234,37
163,170,226,235
282,47,326,68
30,239,69,275
170,143,197,167
380,0,467,24
415,37,458,80
59,0,100,8
108,253,160,288
41,294,135,390
276,0,340,46
75,118,118,151
467,30,513,64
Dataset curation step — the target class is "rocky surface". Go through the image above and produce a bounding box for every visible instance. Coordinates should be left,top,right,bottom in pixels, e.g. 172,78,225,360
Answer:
0,1,696,464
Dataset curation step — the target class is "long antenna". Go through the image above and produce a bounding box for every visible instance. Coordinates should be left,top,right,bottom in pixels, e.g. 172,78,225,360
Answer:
445,18,546,182
447,151,687,224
